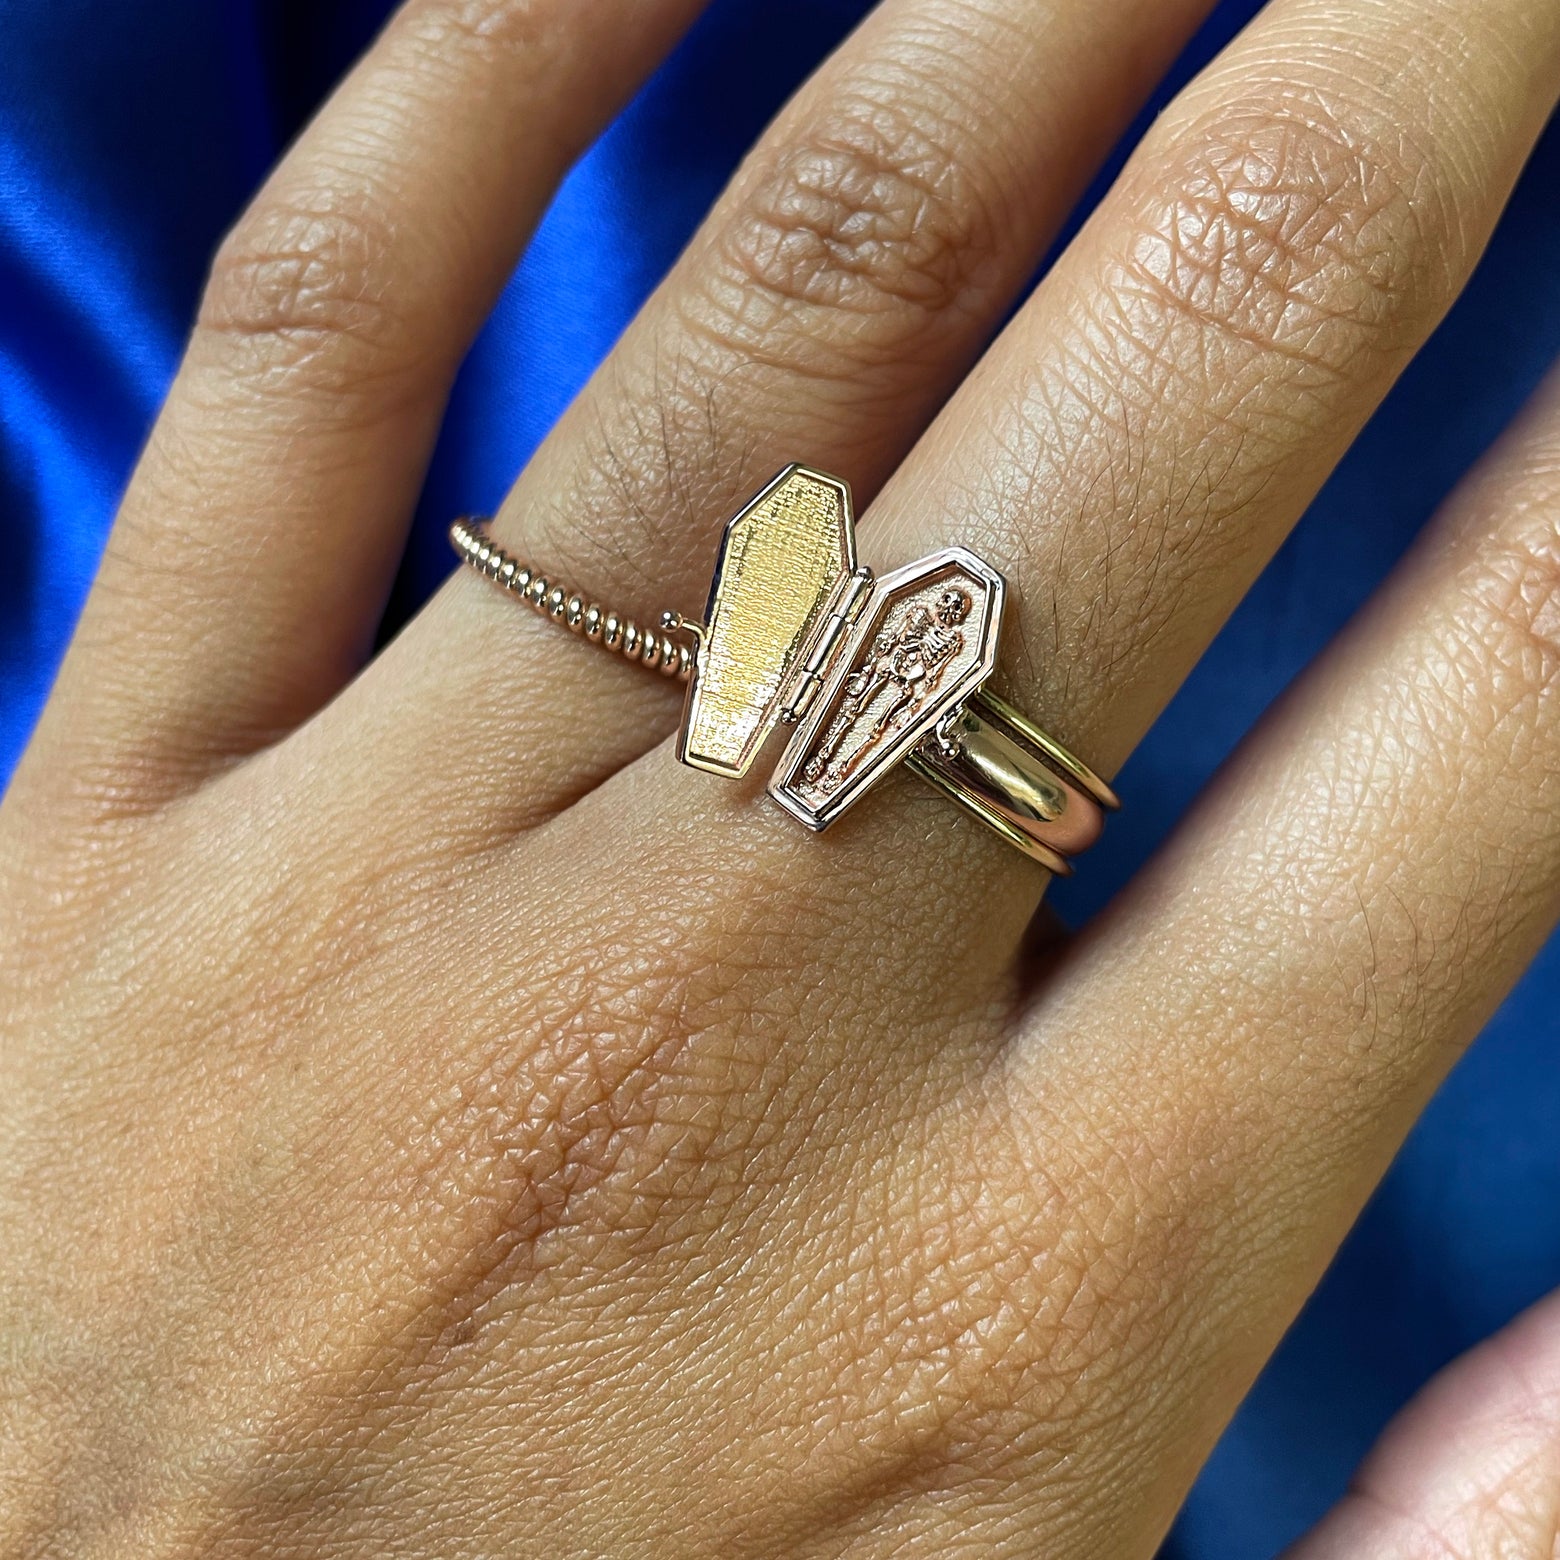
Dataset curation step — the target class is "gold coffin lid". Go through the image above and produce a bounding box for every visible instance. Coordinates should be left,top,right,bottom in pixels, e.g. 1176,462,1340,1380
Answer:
678,466,856,778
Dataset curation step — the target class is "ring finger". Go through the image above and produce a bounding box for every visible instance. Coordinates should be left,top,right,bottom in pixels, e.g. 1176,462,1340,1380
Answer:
22,0,712,810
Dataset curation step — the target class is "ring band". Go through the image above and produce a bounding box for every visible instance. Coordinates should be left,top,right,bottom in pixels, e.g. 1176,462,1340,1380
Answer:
449,517,693,680
449,466,1118,873
907,688,1118,872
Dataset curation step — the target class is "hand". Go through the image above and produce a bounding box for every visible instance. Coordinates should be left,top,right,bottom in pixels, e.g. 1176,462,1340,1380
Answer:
4,0,1559,1553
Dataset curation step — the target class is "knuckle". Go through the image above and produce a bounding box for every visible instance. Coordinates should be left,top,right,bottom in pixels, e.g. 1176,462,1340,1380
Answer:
399,0,559,55
199,189,425,393
710,85,1002,334
407,907,777,1355
1116,101,1451,374
1463,511,1560,715
388,0,580,107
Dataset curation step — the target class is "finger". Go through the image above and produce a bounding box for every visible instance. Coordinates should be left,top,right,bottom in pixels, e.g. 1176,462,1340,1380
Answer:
1286,1289,1560,1559
993,357,1560,1553
344,0,1230,833
27,0,707,802
505,0,1560,991
827,0,1560,950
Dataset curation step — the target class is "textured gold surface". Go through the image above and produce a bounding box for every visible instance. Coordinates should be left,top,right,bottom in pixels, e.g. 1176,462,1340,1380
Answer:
680,467,854,777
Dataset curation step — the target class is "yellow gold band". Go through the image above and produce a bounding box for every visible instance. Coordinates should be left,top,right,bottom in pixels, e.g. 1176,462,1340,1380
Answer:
906,690,1118,875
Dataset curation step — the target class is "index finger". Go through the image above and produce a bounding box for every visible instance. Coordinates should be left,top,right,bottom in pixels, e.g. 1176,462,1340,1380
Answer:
19,0,706,814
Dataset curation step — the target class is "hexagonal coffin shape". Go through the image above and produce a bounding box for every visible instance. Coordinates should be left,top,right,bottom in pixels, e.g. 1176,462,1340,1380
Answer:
769,547,1005,829
678,466,856,779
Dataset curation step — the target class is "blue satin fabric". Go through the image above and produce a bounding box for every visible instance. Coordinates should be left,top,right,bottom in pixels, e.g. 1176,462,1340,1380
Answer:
1,1,1557,1551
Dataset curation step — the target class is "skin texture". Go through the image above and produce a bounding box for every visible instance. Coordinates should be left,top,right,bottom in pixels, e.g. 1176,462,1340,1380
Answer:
2,0,1560,1554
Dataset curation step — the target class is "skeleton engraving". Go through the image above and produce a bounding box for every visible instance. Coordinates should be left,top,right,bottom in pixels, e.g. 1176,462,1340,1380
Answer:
802,587,973,792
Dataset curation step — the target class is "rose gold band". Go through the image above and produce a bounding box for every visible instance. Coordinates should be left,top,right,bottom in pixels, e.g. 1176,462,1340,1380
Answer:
449,517,693,679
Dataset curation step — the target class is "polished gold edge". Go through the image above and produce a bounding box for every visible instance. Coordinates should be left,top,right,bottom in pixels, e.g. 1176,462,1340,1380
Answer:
449,518,693,682
973,688,1121,812
904,749,1074,875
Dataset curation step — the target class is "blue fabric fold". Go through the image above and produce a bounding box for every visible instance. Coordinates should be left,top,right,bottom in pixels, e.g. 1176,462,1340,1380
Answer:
1,2,1556,1551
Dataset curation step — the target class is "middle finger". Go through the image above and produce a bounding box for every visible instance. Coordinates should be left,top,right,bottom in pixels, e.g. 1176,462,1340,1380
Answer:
335,0,1228,832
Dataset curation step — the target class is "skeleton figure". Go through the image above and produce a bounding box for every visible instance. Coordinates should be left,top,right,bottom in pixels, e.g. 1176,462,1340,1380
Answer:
802,587,972,791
